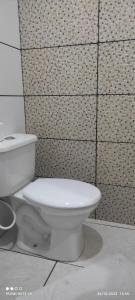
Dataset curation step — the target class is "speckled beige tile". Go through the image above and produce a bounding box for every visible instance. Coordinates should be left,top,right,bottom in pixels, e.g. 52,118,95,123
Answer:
99,41,135,94
96,184,135,225
97,95,135,143
22,45,97,95
19,0,98,48
100,0,135,41
0,249,55,299
35,139,96,183
97,142,135,187
25,96,96,140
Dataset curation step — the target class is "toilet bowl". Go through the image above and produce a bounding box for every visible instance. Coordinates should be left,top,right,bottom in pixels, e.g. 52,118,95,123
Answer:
0,133,101,261
14,178,101,261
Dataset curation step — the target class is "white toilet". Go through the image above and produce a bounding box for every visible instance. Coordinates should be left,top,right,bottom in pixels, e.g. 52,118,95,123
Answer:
0,133,101,261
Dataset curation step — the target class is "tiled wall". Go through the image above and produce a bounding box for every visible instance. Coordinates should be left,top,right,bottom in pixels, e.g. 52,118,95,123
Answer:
0,0,25,137
18,0,135,225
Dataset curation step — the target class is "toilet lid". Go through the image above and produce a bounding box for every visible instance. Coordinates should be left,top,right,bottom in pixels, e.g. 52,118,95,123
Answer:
23,178,101,209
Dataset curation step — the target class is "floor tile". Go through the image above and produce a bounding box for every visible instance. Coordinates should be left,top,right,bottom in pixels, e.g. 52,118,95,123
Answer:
70,219,135,267
17,253,135,300
0,249,55,299
1,220,135,299
46,263,81,286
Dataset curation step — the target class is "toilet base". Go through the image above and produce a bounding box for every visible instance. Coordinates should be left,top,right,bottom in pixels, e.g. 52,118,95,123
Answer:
16,223,85,262
46,225,84,261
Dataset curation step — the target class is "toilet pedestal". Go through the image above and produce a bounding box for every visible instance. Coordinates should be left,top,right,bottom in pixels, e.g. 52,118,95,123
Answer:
47,225,84,261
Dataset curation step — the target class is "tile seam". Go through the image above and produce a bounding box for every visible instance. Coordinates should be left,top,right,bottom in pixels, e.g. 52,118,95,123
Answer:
20,38,135,51
43,262,57,286
17,0,26,132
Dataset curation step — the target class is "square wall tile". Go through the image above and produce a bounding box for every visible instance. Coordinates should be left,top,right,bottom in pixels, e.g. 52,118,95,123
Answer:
0,44,23,95
97,95,135,143
98,41,135,94
22,45,97,95
19,0,98,48
25,96,96,140
0,0,20,48
0,250,55,296
97,142,135,187
100,0,135,42
36,139,96,183
0,97,25,136
96,184,135,225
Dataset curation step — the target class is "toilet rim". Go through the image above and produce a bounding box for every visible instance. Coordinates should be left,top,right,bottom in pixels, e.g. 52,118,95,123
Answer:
22,178,102,210
23,194,100,213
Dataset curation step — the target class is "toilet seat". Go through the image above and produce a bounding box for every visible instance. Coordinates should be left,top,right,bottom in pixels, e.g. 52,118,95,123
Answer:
23,178,101,209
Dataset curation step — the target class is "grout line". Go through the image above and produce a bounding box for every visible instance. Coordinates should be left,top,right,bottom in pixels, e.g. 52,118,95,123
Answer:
0,95,24,97
0,246,85,266
22,93,135,96
21,42,97,51
0,247,58,263
43,262,57,286
61,262,85,268
24,94,97,97
38,137,96,143
38,137,135,144
0,247,51,260
97,182,135,189
99,38,135,45
95,0,100,219
20,38,135,51
86,219,135,230
0,93,134,97
97,140,135,144
24,96,27,132
17,0,26,132
0,41,20,51
0,247,85,268
17,0,22,50
95,0,100,186
98,93,135,96
97,223,135,230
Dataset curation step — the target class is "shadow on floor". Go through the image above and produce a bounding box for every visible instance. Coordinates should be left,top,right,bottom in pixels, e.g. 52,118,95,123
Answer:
81,224,103,260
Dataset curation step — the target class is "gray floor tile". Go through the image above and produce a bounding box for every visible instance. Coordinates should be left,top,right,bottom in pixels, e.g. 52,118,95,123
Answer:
0,249,55,299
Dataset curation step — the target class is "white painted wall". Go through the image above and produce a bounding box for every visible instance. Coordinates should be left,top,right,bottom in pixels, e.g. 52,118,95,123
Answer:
0,0,20,48
0,97,25,136
0,0,25,139
0,44,23,95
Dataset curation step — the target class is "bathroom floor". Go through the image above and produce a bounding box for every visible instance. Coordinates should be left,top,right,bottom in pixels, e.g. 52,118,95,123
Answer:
0,219,135,300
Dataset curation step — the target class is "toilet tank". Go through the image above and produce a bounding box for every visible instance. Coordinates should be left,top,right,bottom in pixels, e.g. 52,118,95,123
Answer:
0,133,37,197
